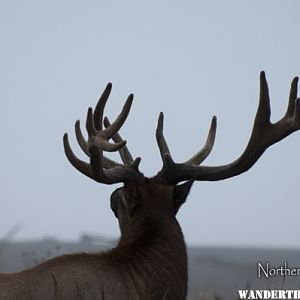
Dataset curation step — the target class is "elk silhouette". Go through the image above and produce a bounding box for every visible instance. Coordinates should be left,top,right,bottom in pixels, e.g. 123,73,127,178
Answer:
0,72,299,299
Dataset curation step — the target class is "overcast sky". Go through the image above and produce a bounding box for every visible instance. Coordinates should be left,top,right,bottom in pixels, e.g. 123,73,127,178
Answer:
1,1,300,248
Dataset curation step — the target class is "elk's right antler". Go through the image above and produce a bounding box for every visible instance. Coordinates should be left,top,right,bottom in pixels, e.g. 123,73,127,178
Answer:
63,83,144,184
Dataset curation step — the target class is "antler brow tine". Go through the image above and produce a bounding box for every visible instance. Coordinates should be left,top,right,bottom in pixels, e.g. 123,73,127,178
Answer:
63,133,92,179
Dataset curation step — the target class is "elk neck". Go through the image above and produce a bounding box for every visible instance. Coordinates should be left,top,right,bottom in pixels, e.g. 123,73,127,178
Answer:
117,210,187,269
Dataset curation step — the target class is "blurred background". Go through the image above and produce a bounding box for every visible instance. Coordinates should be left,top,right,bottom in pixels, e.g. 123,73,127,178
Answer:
1,1,300,298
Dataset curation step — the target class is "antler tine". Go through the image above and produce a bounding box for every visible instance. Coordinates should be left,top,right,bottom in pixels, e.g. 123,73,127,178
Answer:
256,71,271,126
184,116,217,165
86,107,126,152
93,82,112,131
286,76,298,118
75,120,122,168
156,112,172,164
64,83,144,184
64,131,115,183
63,133,95,180
154,112,217,182
253,72,300,145
154,71,300,184
75,120,90,156
86,107,97,137
103,94,134,139
103,117,134,165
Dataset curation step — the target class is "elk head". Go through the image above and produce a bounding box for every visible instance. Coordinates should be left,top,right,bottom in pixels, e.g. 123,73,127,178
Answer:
63,83,198,233
63,72,300,234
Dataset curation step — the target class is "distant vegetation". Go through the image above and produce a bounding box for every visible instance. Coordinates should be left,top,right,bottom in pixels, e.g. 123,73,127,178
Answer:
1,236,299,300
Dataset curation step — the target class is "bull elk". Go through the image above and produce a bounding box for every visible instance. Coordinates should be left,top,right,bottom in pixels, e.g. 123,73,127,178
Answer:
0,71,299,299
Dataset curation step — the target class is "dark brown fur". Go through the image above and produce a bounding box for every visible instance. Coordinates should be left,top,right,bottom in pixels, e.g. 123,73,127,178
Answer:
0,180,192,300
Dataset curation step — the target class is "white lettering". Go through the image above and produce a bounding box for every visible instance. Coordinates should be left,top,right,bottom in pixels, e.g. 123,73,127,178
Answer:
294,290,300,298
258,262,269,278
237,290,300,299
238,290,249,299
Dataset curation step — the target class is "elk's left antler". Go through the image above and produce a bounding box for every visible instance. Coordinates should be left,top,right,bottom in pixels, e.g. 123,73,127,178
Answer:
154,71,300,184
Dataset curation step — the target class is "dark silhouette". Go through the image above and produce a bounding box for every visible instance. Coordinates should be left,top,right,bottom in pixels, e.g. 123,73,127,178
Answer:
0,72,299,299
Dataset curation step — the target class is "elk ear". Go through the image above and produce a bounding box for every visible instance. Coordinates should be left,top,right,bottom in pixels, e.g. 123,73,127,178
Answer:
123,185,140,217
110,187,123,218
173,180,194,214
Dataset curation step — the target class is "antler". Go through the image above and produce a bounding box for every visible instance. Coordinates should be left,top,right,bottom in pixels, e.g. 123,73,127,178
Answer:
63,83,144,184
154,71,300,184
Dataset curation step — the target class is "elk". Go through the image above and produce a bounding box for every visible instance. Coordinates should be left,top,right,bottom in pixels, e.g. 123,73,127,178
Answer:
0,71,299,299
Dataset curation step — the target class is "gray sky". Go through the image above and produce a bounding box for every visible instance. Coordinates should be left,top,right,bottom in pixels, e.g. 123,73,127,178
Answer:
1,1,300,248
